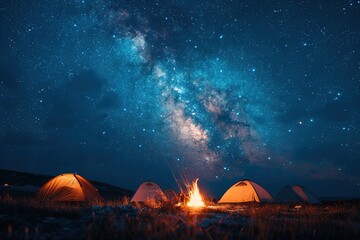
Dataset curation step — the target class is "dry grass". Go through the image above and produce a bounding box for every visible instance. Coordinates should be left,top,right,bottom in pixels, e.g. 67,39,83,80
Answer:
0,193,359,240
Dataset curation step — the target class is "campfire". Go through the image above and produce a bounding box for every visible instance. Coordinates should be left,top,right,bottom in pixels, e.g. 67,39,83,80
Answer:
186,178,205,208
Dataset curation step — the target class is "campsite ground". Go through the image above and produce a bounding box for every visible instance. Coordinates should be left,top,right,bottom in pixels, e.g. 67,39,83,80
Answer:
0,195,359,240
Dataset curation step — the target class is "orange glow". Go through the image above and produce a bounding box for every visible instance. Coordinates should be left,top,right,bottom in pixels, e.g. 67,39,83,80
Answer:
187,178,205,208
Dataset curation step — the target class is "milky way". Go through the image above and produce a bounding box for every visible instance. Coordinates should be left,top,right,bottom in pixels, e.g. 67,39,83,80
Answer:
1,0,360,196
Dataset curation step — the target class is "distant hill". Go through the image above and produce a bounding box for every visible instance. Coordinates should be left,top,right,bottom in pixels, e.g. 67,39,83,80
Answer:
0,169,133,200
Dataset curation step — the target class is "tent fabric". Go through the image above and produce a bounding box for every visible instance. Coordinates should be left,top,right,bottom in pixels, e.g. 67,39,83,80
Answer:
218,180,274,203
37,173,100,202
131,181,167,202
276,185,320,204
164,189,178,202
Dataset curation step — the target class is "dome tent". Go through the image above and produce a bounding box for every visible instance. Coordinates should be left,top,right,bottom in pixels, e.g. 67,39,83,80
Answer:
37,173,100,203
276,185,320,204
164,189,178,203
218,179,274,203
131,181,167,202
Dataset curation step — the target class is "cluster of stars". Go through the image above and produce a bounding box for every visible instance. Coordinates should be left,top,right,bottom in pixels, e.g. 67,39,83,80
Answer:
0,0,359,194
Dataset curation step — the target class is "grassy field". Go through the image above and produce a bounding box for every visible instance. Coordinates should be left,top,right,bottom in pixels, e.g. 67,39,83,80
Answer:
0,193,359,240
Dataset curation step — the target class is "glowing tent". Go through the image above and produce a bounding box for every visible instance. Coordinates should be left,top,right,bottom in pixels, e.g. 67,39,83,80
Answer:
131,181,167,202
276,185,320,204
37,173,100,203
218,180,274,203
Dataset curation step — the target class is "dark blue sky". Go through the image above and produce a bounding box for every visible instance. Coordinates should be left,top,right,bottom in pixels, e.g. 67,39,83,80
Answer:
0,0,359,198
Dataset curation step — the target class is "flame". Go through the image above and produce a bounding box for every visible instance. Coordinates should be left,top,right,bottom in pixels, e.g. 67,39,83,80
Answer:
187,178,205,207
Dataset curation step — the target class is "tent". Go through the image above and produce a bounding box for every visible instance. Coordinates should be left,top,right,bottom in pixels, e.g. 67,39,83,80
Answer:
276,185,320,204
164,189,178,203
218,179,274,203
37,173,100,203
131,181,167,202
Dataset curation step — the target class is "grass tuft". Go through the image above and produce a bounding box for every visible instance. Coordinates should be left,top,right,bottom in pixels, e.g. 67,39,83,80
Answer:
1,193,359,239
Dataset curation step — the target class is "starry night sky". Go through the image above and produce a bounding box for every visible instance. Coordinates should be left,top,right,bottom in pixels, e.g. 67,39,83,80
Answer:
1,0,359,198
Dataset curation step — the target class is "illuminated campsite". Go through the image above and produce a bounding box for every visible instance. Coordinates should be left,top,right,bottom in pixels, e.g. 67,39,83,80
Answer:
1,169,359,239
1,0,360,239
